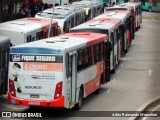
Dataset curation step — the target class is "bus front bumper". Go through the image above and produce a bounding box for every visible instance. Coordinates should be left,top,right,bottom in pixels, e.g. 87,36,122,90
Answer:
8,93,64,107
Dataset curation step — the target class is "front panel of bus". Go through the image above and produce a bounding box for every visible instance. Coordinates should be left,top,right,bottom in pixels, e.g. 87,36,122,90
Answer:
8,47,65,107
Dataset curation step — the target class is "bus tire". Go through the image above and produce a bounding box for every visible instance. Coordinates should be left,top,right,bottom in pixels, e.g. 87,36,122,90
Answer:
111,68,115,73
125,48,128,53
75,88,83,110
148,6,152,12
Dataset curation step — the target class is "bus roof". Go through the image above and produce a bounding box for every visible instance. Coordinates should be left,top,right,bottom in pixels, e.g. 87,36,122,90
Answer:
55,5,85,12
72,1,97,9
0,18,57,33
123,2,141,9
105,10,131,16
70,18,120,32
94,11,130,23
106,4,134,11
36,8,74,19
10,32,107,54
0,36,10,46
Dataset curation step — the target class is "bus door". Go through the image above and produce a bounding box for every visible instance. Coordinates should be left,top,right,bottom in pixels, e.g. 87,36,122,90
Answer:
140,5,142,24
133,8,136,31
113,29,118,65
104,41,111,82
138,5,142,27
137,6,140,27
126,18,131,47
119,25,124,54
135,7,138,29
124,21,128,53
66,51,77,108
130,15,135,40
116,27,121,63
110,31,115,71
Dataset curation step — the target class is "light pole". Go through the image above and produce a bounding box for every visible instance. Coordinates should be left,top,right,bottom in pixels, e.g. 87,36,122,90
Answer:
91,0,93,19
48,0,55,38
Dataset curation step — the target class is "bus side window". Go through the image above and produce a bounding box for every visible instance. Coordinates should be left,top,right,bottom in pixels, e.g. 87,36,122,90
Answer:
87,46,92,66
50,27,55,37
63,21,69,33
77,49,84,72
63,21,66,33
71,17,74,28
98,42,104,61
27,35,31,43
32,37,35,42
93,44,97,63
83,48,89,69
36,31,43,40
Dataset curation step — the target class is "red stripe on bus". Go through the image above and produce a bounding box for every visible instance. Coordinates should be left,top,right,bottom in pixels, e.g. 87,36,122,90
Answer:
8,93,64,107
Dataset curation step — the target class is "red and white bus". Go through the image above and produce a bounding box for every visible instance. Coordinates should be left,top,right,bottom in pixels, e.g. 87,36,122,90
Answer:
70,18,122,72
0,18,59,46
94,10,131,53
8,32,110,109
105,4,135,40
123,2,142,30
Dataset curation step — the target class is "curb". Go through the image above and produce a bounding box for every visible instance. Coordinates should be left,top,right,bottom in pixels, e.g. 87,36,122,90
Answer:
128,96,160,120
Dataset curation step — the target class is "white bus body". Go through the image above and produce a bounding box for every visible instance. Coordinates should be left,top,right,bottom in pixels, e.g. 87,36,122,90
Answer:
0,18,58,46
94,11,131,53
70,18,122,71
123,2,142,29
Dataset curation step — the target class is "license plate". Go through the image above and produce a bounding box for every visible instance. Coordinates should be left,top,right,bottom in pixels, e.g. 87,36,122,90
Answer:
30,94,40,99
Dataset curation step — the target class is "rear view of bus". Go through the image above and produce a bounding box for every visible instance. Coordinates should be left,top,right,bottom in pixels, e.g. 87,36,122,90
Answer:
8,40,64,107
8,32,109,109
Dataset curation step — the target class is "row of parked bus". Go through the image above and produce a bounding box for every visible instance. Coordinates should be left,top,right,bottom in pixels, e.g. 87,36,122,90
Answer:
0,1,142,110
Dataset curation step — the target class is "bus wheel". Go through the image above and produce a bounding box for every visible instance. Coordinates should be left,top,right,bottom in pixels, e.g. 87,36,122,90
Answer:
75,88,83,110
148,6,152,12
111,68,115,73
125,48,128,53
